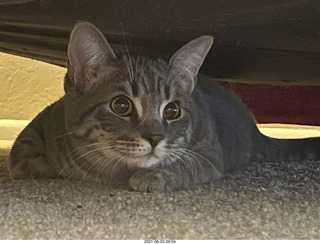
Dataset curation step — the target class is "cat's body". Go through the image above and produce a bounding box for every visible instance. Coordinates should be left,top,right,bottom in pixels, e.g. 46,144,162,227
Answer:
9,22,320,192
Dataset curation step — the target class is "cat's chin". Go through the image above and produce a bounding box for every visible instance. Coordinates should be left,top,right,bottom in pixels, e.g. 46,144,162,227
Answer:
126,154,161,168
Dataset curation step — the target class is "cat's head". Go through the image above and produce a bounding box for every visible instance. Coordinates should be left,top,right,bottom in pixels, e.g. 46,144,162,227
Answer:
64,22,213,168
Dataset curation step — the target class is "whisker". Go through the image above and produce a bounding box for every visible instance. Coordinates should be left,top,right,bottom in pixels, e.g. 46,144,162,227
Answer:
92,151,119,177
78,151,119,183
78,154,105,182
173,151,196,175
179,148,220,176
58,142,103,173
94,152,120,181
125,56,134,83
63,142,103,162
58,145,115,178
47,131,75,142
134,44,145,81
120,22,134,83
191,137,208,154
170,152,188,173
166,155,181,172
96,154,126,181
66,151,111,181
174,151,196,176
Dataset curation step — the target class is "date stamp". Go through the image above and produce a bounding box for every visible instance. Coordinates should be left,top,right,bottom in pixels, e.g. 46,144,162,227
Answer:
144,240,176,244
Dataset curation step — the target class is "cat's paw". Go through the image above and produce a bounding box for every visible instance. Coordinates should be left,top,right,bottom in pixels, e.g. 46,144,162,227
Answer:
129,170,178,192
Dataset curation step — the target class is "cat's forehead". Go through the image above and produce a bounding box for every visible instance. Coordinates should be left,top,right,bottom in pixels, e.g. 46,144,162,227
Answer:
120,56,172,100
125,56,169,83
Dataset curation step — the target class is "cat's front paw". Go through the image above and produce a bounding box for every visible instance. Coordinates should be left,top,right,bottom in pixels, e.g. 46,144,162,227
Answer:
129,170,178,192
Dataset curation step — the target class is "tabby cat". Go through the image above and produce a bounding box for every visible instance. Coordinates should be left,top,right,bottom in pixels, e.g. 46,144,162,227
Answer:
9,22,320,192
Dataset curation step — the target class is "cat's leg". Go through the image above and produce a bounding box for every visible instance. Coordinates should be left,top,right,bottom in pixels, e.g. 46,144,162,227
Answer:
129,158,223,192
129,169,181,192
9,124,57,179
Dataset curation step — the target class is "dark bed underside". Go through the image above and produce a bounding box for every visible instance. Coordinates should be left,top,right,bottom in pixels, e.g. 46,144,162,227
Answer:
0,0,320,85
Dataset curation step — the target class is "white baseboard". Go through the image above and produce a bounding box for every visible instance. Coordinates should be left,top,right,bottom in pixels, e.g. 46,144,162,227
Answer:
258,123,320,139
0,120,29,148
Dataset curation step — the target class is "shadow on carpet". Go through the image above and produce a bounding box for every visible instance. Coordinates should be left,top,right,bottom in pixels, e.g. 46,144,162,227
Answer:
0,148,319,239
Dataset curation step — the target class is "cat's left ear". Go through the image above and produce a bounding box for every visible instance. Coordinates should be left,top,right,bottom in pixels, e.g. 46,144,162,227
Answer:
169,36,213,93
67,22,117,92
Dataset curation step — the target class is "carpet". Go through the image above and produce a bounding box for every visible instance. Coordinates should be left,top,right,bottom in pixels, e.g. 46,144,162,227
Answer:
0,147,319,239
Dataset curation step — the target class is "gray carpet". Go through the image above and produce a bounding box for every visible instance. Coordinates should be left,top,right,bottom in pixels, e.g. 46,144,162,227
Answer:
0,148,319,239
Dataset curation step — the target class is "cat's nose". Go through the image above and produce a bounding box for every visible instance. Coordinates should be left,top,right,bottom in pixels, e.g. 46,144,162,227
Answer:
142,134,165,148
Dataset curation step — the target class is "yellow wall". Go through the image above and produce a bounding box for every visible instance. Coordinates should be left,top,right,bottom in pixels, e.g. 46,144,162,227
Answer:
0,52,65,120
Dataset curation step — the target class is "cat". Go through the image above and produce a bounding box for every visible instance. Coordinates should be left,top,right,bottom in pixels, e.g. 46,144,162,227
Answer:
9,22,320,192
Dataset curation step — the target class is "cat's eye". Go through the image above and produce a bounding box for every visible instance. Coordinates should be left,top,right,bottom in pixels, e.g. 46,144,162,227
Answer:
111,96,133,116
163,101,180,120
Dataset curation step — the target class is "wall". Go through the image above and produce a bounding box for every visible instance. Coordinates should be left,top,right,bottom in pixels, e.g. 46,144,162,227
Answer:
0,52,65,120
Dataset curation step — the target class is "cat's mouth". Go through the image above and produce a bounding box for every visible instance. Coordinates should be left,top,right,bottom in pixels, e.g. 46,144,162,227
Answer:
117,139,166,167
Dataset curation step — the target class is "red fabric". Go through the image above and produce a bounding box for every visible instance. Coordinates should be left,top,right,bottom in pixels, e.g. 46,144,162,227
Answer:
223,82,320,126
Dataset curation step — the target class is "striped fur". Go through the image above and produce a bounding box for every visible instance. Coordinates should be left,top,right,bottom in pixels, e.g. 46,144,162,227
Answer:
9,22,320,192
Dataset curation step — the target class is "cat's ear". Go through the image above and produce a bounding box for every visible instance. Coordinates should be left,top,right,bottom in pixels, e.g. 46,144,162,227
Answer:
67,22,117,92
169,36,213,93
